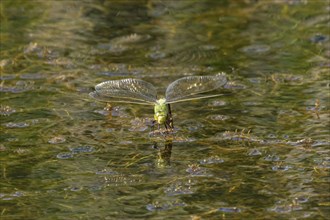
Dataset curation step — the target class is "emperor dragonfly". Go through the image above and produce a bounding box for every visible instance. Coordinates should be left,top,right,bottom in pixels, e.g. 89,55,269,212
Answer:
90,73,227,131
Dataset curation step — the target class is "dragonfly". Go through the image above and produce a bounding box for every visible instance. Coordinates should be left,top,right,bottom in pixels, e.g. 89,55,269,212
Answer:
90,73,227,132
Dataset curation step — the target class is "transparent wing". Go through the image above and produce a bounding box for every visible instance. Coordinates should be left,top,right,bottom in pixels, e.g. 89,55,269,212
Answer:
165,73,227,103
89,91,154,105
165,94,224,104
91,78,157,105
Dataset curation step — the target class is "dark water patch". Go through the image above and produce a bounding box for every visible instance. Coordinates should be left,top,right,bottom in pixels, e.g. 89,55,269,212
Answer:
310,34,329,44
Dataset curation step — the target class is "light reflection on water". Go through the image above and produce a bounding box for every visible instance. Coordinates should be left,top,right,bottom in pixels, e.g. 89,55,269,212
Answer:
1,0,329,219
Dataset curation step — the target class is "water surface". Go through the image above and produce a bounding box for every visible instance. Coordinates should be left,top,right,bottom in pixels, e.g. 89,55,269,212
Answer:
1,0,329,219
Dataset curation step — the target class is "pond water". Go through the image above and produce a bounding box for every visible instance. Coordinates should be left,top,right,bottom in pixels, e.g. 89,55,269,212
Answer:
1,0,329,219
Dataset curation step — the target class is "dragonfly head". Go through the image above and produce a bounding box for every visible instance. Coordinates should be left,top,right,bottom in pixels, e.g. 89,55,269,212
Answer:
154,98,168,124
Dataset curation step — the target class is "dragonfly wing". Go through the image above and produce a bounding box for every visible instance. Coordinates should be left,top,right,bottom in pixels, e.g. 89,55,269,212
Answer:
165,73,227,103
166,94,225,104
92,78,157,104
89,91,154,105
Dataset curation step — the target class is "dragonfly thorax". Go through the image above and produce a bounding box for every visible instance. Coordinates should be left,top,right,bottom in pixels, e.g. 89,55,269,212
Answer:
156,98,167,105
154,98,168,124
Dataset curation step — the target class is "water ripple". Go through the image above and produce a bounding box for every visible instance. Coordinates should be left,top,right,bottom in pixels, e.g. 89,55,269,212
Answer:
95,168,118,175
240,44,270,55
248,148,262,156
1,191,24,200
56,152,73,159
264,154,280,161
199,156,224,165
69,145,95,154
4,122,29,128
146,200,186,212
171,44,220,64
218,207,241,213
164,181,194,196
97,33,151,54
186,164,212,177
207,114,229,121
103,174,144,185
0,81,34,93
272,164,292,171
0,105,16,116
48,136,66,144
128,118,149,132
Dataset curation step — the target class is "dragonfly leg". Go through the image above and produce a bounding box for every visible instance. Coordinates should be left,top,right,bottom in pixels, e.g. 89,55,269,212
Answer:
167,104,174,131
151,120,156,133
164,122,169,133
